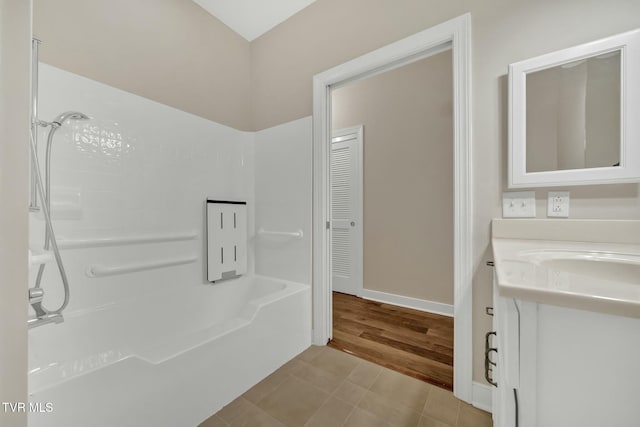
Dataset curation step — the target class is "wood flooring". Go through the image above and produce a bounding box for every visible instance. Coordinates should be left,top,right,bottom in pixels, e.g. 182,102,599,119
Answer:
328,292,454,391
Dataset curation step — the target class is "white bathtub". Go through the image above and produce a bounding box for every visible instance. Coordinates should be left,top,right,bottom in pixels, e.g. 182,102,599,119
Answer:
28,275,311,427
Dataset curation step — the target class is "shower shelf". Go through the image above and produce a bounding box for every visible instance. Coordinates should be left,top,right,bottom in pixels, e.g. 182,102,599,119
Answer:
58,231,198,250
257,228,304,239
86,255,198,278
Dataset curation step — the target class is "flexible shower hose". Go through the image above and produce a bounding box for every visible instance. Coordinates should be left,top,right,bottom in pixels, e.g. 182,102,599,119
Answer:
29,129,71,314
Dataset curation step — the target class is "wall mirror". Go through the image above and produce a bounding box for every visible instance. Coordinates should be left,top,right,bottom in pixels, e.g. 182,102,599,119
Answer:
509,29,640,187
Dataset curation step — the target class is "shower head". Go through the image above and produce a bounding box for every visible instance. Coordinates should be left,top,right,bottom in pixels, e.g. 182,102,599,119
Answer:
51,111,89,126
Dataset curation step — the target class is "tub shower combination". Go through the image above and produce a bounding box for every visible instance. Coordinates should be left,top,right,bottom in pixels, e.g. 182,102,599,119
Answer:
27,39,311,427
28,275,310,427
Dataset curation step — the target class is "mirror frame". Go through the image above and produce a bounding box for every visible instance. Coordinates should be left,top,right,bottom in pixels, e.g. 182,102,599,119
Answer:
509,29,640,188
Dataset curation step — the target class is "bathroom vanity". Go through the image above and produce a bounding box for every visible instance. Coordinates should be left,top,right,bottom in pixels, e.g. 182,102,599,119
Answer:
490,219,640,427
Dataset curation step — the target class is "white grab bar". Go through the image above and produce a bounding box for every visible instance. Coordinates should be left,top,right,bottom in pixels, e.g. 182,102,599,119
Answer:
86,255,197,278
58,231,198,250
257,228,304,239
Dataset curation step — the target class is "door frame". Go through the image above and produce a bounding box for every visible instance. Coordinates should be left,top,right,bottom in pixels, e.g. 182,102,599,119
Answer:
312,14,473,402
331,126,364,297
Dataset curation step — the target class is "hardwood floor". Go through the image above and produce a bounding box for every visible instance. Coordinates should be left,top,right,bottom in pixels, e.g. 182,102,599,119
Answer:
328,292,454,391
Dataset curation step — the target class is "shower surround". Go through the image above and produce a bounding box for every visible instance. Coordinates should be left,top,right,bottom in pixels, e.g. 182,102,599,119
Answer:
28,64,311,427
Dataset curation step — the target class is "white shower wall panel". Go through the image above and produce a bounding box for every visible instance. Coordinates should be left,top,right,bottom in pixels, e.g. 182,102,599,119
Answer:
31,64,255,314
254,117,312,284
28,65,314,427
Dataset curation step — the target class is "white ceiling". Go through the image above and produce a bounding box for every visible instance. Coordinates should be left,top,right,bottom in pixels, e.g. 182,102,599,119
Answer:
192,0,317,42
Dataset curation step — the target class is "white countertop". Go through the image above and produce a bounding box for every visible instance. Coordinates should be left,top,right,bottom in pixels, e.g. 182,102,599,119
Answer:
492,219,640,318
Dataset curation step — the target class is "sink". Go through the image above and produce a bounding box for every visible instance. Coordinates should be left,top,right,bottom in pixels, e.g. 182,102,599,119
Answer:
539,258,640,285
491,219,640,318
518,249,640,285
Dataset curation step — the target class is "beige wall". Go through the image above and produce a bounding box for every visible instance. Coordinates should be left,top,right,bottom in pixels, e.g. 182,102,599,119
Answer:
250,0,640,384
332,51,453,305
33,0,252,131
0,0,31,425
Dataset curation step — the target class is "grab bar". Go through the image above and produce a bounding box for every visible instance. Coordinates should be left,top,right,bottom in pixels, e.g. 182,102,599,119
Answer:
86,256,197,278
257,228,304,239
58,231,198,250
28,312,64,329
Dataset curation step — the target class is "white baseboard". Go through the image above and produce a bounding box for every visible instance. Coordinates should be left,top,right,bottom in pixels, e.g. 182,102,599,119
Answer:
359,289,454,317
472,381,493,413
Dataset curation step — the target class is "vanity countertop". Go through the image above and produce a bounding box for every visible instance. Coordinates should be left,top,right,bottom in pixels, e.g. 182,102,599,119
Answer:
492,219,640,318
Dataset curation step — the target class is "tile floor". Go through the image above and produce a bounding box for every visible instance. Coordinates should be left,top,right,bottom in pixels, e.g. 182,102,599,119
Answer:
199,346,492,427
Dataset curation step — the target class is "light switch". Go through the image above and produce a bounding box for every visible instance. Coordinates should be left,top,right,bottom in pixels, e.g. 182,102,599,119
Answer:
502,191,536,218
547,191,569,217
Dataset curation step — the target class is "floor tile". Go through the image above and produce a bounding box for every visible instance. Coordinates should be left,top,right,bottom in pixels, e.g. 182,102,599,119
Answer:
199,414,230,427
456,403,492,427
216,398,247,423
303,396,354,427
296,345,327,363
346,358,383,389
243,368,291,404
369,368,432,412
358,390,422,427
333,380,368,406
292,361,344,393
279,358,307,376
256,376,330,427
210,344,475,427
343,407,393,427
216,397,284,427
308,347,360,378
422,386,460,426
417,415,453,427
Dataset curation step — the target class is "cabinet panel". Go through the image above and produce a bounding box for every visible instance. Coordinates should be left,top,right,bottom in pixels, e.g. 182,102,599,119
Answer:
493,275,520,427
498,295,640,427
536,304,640,427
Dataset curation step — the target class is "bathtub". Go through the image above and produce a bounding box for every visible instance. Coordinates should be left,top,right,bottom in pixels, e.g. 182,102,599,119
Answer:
28,275,311,427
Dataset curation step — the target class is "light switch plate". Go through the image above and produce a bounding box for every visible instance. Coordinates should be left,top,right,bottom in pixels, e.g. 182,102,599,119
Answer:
502,191,536,218
547,191,570,217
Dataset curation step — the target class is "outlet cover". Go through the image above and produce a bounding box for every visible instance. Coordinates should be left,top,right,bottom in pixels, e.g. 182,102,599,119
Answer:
502,191,536,218
547,191,570,217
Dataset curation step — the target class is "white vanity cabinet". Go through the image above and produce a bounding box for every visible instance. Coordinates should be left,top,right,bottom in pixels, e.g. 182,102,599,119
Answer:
490,218,640,426
490,278,519,427
492,277,640,427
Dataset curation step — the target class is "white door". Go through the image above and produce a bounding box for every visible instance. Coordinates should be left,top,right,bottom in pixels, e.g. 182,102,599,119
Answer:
331,127,363,296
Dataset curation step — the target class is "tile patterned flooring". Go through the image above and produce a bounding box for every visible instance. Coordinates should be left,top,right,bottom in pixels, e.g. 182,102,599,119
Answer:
200,346,492,427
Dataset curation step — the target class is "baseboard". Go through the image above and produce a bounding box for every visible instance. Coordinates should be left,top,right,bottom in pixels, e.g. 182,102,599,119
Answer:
472,381,493,413
359,289,454,317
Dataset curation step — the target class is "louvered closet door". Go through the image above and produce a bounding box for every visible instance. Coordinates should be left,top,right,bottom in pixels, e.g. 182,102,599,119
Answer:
331,130,362,296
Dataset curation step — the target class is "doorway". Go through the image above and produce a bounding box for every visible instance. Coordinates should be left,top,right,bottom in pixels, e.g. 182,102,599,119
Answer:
312,14,472,401
328,48,455,390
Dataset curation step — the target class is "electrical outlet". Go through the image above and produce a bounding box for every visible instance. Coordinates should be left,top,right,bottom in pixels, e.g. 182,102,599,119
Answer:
547,191,570,217
502,191,536,218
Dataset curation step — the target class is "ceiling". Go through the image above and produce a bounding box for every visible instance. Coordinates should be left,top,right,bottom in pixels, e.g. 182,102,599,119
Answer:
192,0,317,41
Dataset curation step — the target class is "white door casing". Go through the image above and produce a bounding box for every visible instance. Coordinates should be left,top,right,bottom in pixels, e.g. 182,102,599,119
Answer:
312,14,472,402
331,127,363,296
